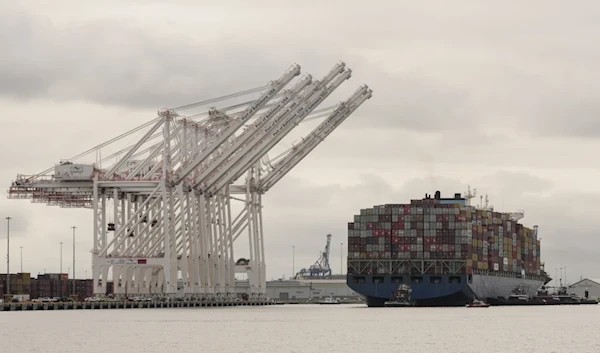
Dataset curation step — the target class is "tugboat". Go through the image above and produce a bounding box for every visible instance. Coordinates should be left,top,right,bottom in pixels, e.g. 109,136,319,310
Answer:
384,284,414,307
466,299,491,308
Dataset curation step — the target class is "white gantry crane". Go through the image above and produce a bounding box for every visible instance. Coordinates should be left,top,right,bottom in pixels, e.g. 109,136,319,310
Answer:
7,62,372,301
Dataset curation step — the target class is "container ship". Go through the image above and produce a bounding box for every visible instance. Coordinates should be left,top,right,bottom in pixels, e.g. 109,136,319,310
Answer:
346,190,550,307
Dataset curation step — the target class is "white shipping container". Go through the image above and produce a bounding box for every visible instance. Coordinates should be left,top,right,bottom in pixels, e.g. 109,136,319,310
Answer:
494,263,499,271
503,257,509,265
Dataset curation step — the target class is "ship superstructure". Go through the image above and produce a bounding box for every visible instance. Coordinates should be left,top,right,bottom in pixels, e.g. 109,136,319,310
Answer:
346,189,549,306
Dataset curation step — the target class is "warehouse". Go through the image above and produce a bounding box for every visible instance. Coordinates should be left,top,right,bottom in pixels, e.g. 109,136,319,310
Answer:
235,279,358,300
568,278,600,299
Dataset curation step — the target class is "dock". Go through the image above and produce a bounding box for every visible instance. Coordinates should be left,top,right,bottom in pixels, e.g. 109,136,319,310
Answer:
0,300,277,312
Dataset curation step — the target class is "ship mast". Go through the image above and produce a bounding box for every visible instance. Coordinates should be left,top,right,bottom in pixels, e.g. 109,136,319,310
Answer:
464,185,476,206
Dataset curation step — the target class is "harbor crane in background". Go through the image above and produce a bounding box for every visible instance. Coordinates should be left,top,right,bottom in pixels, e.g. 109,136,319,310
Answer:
295,233,333,278
7,62,372,301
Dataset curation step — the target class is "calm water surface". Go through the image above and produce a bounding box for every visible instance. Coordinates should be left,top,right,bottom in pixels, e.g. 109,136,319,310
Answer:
1,304,598,353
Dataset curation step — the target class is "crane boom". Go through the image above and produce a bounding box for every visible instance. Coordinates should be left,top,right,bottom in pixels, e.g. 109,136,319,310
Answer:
188,74,314,188
204,66,351,195
260,86,372,191
173,64,301,184
194,63,346,193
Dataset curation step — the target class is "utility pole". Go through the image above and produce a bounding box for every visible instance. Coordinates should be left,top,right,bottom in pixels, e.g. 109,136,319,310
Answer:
60,242,63,273
20,246,23,273
292,245,295,280
340,242,343,275
559,267,562,287
5,217,11,299
60,241,63,298
72,226,76,297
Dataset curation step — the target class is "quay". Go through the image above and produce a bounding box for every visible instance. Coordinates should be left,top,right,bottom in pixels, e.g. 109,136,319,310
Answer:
0,300,278,312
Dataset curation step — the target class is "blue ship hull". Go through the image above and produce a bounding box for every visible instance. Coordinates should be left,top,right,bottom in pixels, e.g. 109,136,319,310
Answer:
347,274,474,307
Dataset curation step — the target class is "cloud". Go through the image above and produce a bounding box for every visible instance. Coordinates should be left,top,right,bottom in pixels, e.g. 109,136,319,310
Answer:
6,0,600,137
0,2,285,110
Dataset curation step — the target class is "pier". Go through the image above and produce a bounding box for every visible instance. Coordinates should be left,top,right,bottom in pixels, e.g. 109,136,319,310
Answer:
0,300,277,312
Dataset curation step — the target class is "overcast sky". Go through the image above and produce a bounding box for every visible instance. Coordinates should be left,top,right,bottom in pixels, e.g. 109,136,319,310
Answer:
1,0,599,286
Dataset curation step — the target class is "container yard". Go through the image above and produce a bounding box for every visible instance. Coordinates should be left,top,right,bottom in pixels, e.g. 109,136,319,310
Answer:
346,189,552,307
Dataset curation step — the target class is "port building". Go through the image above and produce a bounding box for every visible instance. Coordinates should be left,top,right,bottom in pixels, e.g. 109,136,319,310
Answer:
568,278,600,300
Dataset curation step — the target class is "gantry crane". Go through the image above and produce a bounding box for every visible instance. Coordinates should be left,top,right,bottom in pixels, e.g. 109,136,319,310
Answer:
296,234,333,278
7,62,372,300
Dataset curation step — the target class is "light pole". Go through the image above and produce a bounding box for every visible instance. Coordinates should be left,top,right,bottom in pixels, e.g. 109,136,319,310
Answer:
340,242,343,275
559,267,562,287
292,245,295,280
5,216,11,298
60,241,63,298
72,226,76,297
60,242,63,274
19,246,23,273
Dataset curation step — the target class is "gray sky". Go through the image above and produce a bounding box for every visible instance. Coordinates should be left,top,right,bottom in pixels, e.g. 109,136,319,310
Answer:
1,0,599,285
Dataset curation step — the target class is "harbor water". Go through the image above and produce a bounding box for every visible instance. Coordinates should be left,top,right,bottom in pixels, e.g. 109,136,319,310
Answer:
1,304,599,353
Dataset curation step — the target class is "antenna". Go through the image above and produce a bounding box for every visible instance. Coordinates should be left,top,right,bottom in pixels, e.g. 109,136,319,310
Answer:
464,185,476,206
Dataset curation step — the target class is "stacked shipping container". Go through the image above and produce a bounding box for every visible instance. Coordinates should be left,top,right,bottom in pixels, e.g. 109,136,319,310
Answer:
2,274,95,300
348,197,542,277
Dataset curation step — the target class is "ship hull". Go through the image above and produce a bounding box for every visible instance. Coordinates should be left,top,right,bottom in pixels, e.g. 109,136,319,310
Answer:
347,274,544,307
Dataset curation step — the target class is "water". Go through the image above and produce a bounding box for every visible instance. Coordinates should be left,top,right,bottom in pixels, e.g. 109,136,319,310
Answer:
1,304,598,353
